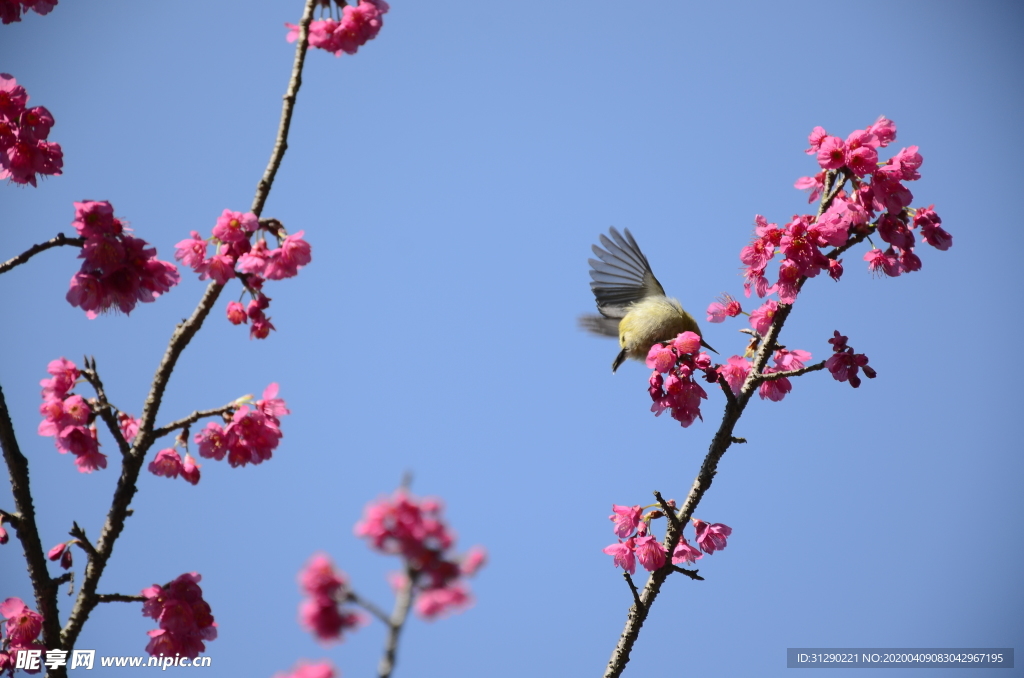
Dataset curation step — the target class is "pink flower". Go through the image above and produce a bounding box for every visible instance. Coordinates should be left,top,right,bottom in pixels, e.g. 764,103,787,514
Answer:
414,584,472,620
47,542,66,561
181,453,201,485
757,369,792,402
273,660,338,678
645,344,676,373
718,356,750,395
460,546,487,576
867,116,897,147
212,209,258,244
264,230,312,280
804,126,828,155
225,300,247,325
194,422,228,461
149,449,183,478
828,258,843,281
141,573,217,659
299,554,347,600
863,248,901,277
200,253,236,285
914,205,951,251
794,171,825,204
174,231,209,271
39,357,79,398
692,519,732,555
633,534,666,572
671,539,702,565
773,348,811,372
299,598,364,644
671,331,702,356
888,145,923,181
609,505,642,538
235,238,270,276
816,136,846,170
72,200,119,238
775,259,800,304
602,539,636,574
706,294,741,323
0,598,43,645
748,300,778,336
826,331,876,389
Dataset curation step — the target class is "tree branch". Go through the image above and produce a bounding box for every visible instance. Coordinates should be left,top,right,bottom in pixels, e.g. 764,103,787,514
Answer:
0,233,83,276
0,381,62,652
377,567,417,678
151,405,236,441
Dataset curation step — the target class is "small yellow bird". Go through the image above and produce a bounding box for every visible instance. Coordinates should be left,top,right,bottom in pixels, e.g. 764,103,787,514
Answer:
580,227,717,372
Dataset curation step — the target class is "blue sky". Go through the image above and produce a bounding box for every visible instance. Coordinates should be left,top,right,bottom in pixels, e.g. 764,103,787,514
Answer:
2,1,1022,676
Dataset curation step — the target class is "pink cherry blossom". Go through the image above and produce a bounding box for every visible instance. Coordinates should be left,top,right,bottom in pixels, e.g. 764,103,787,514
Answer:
602,539,636,574
867,116,897,147
757,369,792,402
415,584,472,620
672,539,703,566
718,356,750,395
692,519,732,554
609,504,642,538
748,300,778,335
264,230,312,280
913,205,951,251
1,598,43,645
141,573,217,659
706,294,741,323
212,209,258,244
816,136,846,170
633,534,666,572
225,300,247,325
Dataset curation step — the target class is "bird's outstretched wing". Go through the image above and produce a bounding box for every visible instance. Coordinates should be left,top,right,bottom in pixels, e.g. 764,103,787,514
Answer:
588,227,665,318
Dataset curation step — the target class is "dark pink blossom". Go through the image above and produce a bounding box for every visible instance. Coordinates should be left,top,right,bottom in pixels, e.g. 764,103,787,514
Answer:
718,356,750,395
757,369,792,402
863,247,901,277
913,205,951,251
225,300,247,325
706,293,741,323
867,116,897,147
141,573,217,659
692,518,732,555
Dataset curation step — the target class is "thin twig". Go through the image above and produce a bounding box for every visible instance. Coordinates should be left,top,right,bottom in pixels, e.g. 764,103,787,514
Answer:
0,233,83,276
623,573,644,610
378,567,417,678
670,566,704,581
80,358,130,457
95,594,145,603
151,405,236,440
347,590,392,626
0,382,62,652
756,361,827,381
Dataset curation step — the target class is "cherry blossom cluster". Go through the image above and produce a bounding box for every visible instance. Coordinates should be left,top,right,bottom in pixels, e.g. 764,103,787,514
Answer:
37,357,107,473
285,0,390,57
717,345,812,403
175,210,311,339
0,73,62,187
0,598,44,675
603,504,732,574
274,660,338,678
297,554,365,644
0,0,55,24
192,384,289,469
354,489,487,620
645,332,715,428
825,331,875,389
140,572,217,659
66,200,180,318
738,116,951,304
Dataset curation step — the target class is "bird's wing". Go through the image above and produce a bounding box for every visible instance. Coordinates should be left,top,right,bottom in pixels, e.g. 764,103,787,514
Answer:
578,314,620,338
588,227,665,318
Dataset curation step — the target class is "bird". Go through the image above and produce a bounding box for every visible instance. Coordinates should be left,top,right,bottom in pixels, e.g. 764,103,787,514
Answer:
580,227,716,372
